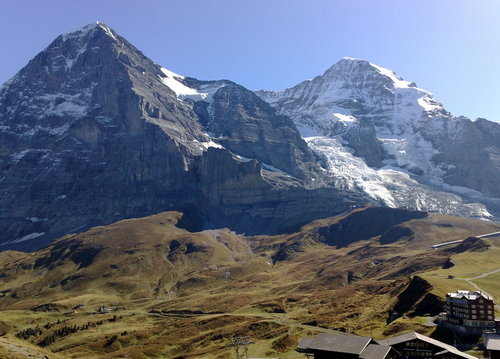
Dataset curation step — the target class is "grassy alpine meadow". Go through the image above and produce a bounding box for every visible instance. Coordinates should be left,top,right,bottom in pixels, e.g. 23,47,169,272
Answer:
1,209,499,358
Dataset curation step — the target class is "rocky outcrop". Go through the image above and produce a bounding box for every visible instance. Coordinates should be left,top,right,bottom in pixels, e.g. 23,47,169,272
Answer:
428,117,500,198
444,236,490,254
389,276,443,322
183,147,361,235
203,83,317,179
315,207,427,247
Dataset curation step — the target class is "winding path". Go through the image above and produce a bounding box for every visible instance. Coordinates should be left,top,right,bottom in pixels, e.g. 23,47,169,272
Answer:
463,269,500,311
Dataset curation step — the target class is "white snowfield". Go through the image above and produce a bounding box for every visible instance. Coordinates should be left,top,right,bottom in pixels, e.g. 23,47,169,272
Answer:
306,136,490,218
192,138,225,151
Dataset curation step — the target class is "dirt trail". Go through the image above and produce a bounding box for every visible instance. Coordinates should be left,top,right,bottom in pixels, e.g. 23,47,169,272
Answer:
467,268,500,280
458,268,500,311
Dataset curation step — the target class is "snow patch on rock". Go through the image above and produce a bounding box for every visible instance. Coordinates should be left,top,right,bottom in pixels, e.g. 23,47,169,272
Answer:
193,139,225,151
4,232,46,245
160,68,226,103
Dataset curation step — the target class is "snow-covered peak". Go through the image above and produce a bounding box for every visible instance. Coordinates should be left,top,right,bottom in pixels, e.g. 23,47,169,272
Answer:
60,21,118,43
0,22,125,137
96,22,118,40
258,57,447,135
256,57,497,220
369,63,412,89
328,57,446,117
326,57,419,91
257,57,452,187
340,56,364,61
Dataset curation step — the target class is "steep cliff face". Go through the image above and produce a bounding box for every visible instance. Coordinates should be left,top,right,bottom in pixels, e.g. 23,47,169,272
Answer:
176,147,361,235
428,117,500,197
257,58,500,218
196,82,317,180
0,23,208,249
0,23,354,250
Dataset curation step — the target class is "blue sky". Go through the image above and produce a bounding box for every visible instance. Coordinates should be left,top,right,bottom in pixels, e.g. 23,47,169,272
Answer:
1,0,499,121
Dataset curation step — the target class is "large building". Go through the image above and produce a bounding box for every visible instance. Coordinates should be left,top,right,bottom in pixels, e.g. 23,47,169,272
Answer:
445,290,496,329
297,332,475,359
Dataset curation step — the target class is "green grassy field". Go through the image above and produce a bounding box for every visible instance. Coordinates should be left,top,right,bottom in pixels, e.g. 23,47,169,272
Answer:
420,238,500,305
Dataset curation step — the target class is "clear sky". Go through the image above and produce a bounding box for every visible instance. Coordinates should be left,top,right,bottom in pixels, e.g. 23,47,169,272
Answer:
1,0,499,121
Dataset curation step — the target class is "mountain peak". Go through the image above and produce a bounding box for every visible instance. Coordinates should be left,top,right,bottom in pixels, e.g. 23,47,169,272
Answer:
339,56,368,63
327,57,414,89
59,21,119,43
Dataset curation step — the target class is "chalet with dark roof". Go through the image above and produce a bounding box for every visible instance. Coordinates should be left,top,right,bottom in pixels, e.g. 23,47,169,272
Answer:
485,333,500,359
296,332,397,359
377,332,477,359
297,332,475,359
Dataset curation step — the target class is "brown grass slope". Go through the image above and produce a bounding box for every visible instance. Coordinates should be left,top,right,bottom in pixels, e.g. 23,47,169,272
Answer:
1,207,499,358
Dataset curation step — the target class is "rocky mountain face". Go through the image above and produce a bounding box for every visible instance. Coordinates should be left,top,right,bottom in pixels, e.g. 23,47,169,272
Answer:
0,23,359,250
1,24,498,251
257,58,500,219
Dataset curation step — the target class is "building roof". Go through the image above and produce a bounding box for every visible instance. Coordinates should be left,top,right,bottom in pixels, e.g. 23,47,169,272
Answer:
359,344,393,359
377,332,477,359
302,332,372,354
486,337,500,351
435,349,458,356
296,337,314,352
447,290,493,301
